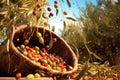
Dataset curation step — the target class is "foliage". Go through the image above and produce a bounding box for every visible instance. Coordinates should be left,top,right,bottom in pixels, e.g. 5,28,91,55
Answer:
62,0,120,66
78,0,120,65
0,0,48,41
0,0,76,42
61,23,88,63
62,23,103,65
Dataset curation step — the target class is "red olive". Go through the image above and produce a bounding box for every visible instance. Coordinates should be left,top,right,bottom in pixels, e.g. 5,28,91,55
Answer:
47,7,52,11
54,1,58,4
33,11,37,16
24,39,29,45
54,4,58,8
52,38,57,43
49,12,54,17
36,4,41,8
16,72,21,79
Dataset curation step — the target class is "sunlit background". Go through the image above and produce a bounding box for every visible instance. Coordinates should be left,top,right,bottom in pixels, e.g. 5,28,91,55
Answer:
47,0,97,34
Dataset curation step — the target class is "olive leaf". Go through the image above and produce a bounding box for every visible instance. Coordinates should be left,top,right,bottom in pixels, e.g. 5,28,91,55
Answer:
7,0,10,5
63,21,67,31
18,7,30,12
66,17,77,21
48,32,53,50
27,9,34,16
56,9,59,16
52,26,55,32
22,3,31,7
0,11,8,14
66,0,71,8
42,12,48,19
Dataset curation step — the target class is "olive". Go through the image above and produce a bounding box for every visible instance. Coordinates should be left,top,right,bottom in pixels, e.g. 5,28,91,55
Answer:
23,51,28,56
39,37,44,44
36,32,42,38
26,74,35,78
24,39,29,45
34,73,41,78
16,72,21,79
68,65,73,71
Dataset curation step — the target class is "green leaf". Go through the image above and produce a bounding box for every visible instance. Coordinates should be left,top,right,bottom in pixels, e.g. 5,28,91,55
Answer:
18,7,29,11
56,9,59,16
52,26,55,32
76,61,90,80
66,17,77,21
42,12,48,19
63,21,66,31
27,9,33,16
7,0,10,5
0,11,8,14
48,32,53,50
66,0,71,8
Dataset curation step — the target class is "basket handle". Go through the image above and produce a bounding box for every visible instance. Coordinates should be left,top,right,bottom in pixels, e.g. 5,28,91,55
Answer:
68,42,79,60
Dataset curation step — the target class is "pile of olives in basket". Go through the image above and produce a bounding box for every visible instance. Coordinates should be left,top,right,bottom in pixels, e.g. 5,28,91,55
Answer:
16,32,73,72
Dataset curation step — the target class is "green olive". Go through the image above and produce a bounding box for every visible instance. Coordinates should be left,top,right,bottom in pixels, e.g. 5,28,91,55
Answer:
62,68,67,72
34,73,41,78
23,51,28,56
26,74,34,78
39,37,44,44
35,58,39,62
20,44,25,49
35,46,40,50
32,49,36,53
68,65,73,71
40,52,45,56
42,60,48,64
47,64,52,69
48,61,53,66
36,32,42,38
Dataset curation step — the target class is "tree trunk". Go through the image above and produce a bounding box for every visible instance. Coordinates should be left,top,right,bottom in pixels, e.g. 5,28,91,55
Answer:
105,47,120,66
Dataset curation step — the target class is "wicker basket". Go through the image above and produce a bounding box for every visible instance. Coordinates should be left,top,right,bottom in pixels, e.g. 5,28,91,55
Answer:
0,25,78,77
